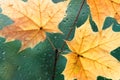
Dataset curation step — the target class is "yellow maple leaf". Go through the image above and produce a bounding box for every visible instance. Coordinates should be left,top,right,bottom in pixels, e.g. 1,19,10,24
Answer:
0,0,70,50
87,0,120,31
62,17,120,80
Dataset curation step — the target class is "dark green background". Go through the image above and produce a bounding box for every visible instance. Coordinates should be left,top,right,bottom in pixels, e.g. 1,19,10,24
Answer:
0,0,120,80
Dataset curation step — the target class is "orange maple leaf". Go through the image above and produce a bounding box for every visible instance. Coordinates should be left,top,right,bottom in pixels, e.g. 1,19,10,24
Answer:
62,17,120,80
87,0,120,31
0,0,70,50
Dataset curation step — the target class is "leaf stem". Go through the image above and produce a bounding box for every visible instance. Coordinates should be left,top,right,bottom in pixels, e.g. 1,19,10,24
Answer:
46,36,59,80
47,36,56,50
46,36,58,80
52,48,59,80
50,0,86,80
61,0,86,50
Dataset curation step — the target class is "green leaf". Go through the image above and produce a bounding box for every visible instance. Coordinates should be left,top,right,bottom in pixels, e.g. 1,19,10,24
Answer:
0,14,13,29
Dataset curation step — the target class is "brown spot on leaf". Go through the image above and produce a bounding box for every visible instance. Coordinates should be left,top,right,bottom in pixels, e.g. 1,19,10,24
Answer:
39,27,43,30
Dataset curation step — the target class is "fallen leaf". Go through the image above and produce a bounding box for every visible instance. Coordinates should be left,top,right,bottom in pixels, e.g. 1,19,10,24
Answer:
87,0,120,31
62,17,120,80
0,0,70,50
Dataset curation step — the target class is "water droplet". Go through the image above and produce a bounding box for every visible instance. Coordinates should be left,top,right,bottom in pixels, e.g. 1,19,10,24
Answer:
2,52,6,55
2,57,6,60
116,24,120,27
23,55,26,58
38,77,42,80
44,53,47,56
28,71,32,75
69,4,71,6
63,20,66,23
54,36,57,39
66,18,69,20
19,73,22,77
45,72,48,75
17,66,21,71
48,54,52,57
47,78,50,80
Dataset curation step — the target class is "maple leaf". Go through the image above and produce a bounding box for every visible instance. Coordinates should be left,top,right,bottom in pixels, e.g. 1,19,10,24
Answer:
87,0,120,31
0,0,70,50
62,18,120,80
